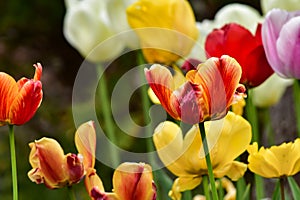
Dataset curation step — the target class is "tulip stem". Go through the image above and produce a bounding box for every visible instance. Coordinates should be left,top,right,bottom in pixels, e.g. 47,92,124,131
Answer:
9,125,18,200
280,178,285,200
203,176,211,200
199,122,219,200
97,64,120,168
68,186,76,200
293,79,300,137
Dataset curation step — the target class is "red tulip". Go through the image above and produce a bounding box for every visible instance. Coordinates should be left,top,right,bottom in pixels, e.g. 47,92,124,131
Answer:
205,23,274,87
145,55,245,124
0,63,43,126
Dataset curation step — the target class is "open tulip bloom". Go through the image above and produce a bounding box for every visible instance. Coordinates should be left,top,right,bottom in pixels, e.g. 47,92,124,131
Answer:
145,55,246,125
0,63,43,126
153,112,252,199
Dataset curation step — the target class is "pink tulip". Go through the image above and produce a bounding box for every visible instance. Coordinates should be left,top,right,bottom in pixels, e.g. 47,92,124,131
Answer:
262,9,300,78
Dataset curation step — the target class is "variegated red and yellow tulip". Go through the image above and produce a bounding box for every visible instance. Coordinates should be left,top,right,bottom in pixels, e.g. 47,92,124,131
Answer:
145,55,245,124
0,63,43,126
27,137,84,189
28,121,96,189
86,162,157,200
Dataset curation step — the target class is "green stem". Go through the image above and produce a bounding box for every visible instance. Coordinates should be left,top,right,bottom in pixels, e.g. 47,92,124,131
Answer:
245,90,264,199
68,186,76,200
280,178,285,200
199,122,219,200
9,125,18,200
96,64,119,167
261,108,274,145
203,176,211,200
293,79,300,137
137,52,155,164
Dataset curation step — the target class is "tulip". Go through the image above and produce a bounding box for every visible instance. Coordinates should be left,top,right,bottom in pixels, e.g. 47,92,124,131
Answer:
63,0,137,62
86,162,157,200
188,3,263,62
252,73,293,108
145,55,246,124
153,112,251,199
261,0,300,14
28,137,84,189
0,63,43,126
126,0,198,64
205,23,274,87
247,139,300,178
262,9,300,79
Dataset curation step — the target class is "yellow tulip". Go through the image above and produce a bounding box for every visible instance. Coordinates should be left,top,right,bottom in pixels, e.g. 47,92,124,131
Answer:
126,0,198,64
153,112,251,199
247,139,300,178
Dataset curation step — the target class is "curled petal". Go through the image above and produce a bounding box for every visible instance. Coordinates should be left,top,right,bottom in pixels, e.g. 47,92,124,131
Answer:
75,121,96,170
85,168,105,198
169,176,202,200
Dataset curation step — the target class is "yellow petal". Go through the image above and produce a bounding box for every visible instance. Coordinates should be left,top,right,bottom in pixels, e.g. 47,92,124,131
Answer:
75,121,96,170
208,112,252,167
223,161,247,181
153,121,189,176
84,168,105,197
169,176,202,200
112,162,156,200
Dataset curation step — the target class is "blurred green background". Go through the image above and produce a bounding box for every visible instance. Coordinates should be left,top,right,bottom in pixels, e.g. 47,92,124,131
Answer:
1,0,298,199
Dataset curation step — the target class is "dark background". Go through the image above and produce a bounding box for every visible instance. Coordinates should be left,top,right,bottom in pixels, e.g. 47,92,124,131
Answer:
0,0,297,199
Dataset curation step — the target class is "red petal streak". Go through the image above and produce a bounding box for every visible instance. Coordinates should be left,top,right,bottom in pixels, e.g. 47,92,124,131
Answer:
66,153,84,184
145,65,179,120
9,80,43,125
0,73,18,125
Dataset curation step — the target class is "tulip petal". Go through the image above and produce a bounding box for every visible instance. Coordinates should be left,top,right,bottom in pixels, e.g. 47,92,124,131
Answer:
66,153,84,184
85,168,105,198
169,176,202,200
75,121,96,170
0,73,18,125
276,16,300,78
9,80,42,125
112,162,156,200
153,121,190,176
145,65,179,120
223,161,247,181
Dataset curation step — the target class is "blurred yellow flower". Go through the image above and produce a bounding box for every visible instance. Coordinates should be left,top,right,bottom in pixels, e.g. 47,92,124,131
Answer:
126,0,198,64
153,112,251,199
247,139,300,178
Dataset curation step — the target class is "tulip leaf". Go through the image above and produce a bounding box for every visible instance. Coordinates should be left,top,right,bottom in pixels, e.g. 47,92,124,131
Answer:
272,180,280,200
241,184,251,200
287,176,300,199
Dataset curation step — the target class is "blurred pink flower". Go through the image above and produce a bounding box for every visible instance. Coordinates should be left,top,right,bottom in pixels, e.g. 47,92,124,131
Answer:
262,9,300,79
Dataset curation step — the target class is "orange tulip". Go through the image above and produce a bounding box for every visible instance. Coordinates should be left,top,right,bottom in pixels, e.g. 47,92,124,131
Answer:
28,137,84,189
145,55,245,124
86,162,156,200
0,63,43,126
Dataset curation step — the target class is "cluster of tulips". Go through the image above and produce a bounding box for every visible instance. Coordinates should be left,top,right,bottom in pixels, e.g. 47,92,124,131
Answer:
1,0,300,199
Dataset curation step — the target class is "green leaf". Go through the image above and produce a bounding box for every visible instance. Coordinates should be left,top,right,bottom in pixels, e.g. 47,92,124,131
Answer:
241,184,251,200
272,180,280,200
288,176,300,199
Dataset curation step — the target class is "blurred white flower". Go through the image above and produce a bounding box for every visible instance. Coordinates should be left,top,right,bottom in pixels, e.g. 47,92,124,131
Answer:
187,3,263,61
63,0,138,62
252,73,293,108
261,0,300,14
